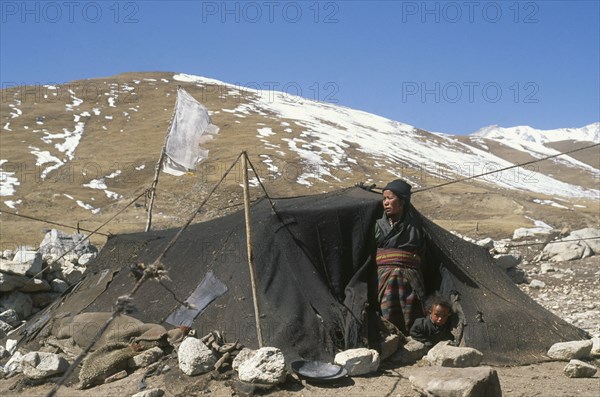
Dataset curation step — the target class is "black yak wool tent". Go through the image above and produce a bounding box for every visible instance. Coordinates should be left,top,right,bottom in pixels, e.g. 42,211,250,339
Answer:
20,187,588,365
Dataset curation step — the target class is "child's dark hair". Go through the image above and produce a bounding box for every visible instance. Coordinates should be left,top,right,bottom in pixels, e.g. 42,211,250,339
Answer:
426,295,452,313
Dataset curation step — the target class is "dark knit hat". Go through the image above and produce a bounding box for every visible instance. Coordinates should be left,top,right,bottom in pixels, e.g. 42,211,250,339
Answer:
383,179,412,203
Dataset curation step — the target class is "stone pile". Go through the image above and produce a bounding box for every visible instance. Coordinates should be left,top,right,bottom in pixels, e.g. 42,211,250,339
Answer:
0,229,98,338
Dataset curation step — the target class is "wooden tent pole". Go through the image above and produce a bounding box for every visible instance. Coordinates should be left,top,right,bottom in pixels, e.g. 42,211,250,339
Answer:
145,86,180,232
242,151,264,348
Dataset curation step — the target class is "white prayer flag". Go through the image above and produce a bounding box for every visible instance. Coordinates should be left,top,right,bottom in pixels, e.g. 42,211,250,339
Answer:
162,88,219,175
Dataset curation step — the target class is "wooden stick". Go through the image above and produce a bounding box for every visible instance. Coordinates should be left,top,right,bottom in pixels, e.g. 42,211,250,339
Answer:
145,86,180,232
242,151,264,348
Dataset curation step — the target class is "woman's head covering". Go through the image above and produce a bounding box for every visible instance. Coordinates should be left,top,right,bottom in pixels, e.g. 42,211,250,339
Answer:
383,179,412,204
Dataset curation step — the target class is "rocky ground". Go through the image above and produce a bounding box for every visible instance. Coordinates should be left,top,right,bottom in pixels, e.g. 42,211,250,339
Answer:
1,255,598,397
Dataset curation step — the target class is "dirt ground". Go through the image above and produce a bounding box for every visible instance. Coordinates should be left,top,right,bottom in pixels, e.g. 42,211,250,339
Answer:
1,256,599,397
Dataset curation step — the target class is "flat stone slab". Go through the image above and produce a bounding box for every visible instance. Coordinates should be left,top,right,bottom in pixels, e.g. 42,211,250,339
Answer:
409,366,502,397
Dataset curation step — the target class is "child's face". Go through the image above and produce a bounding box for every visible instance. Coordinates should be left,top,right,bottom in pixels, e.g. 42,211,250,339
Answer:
429,304,450,326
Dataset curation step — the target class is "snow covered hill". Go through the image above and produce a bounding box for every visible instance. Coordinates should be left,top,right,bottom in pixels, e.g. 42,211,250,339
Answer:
0,72,598,244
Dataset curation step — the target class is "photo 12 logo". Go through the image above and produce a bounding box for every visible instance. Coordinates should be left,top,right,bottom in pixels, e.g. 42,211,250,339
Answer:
400,1,540,23
200,1,340,23
401,81,539,104
1,1,140,23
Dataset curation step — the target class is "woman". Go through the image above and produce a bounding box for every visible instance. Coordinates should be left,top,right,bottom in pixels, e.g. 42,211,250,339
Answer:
375,179,425,335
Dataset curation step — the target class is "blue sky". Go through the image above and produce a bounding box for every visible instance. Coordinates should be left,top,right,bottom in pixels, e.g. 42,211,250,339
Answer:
1,0,599,135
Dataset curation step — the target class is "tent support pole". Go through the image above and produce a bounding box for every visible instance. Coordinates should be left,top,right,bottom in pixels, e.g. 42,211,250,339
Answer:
145,87,180,232
242,151,264,348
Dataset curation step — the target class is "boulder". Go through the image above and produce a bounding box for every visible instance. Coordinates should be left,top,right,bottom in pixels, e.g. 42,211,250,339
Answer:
11,250,43,276
130,347,163,368
388,338,428,365
409,366,502,397
513,227,554,240
426,341,483,367
238,346,286,384
591,337,600,358
21,351,69,379
547,340,593,360
38,229,95,264
232,348,255,371
541,240,593,262
0,291,33,319
177,337,217,376
4,350,24,374
570,228,600,253
493,253,521,270
334,348,380,376
564,359,598,378
0,259,31,276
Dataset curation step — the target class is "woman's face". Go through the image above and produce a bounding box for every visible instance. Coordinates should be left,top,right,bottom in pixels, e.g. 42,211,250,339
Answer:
382,190,404,218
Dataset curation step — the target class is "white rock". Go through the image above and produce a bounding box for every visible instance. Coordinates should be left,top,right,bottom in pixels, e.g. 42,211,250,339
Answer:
2,250,15,260
4,350,23,374
409,366,502,397
12,250,43,276
591,337,600,358
60,264,86,285
426,341,483,367
38,229,94,262
334,347,380,376
78,252,96,266
0,259,31,276
493,253,521,270
177,337,217,376
513,227,554,240
131,388,164,397
232,348,255,371
238,346,287,384
131,347,163,368
6,339,18,354
529,279,546,289
476,238,494,250
547,340,593,360
564,359,598,378
570,228,600,253
542,240,593,262
21,351,69,379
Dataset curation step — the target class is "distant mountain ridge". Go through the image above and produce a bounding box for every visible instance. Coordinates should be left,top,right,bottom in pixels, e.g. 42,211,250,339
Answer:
472,123,599,144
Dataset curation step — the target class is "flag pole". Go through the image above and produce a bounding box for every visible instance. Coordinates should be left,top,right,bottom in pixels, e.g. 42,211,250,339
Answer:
242,151,264,347
145,86,180,232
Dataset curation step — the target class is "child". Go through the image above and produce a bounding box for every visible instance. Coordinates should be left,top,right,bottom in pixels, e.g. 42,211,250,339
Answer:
409,295,454,347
